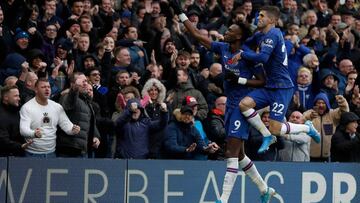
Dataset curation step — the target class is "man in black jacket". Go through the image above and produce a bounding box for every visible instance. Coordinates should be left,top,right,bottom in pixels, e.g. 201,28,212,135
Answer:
331,112,360,162
0,85,31,156
57,72,100,157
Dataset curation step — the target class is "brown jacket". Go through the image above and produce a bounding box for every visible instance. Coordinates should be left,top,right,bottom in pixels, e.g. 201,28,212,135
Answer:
303,95,349,158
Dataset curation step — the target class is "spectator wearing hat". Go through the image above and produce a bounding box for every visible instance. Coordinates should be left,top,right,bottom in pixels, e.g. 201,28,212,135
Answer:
47,39,75,96
26,48,48,76
82,53,100,72
12,28,30,56
163,104,219,160
114,97,169,159
141,78,168,158
303,93,349,162
0,53,27,85
331,111,360,162
57,19,80,43
320,68,340,108
187,9,204,29
182,95,210,160
120,10,132,29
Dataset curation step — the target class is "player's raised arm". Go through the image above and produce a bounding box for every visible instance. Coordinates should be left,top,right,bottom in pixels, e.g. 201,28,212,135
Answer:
170,0,212,49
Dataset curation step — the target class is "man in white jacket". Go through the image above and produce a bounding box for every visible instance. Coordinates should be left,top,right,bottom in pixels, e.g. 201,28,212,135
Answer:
20,78,80,157
279,111,311,162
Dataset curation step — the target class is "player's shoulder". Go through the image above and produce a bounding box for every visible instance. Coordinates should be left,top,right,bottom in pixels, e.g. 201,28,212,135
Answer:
211,41,229,53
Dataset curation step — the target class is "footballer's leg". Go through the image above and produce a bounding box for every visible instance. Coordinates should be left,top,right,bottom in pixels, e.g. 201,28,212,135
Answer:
240,89,276,153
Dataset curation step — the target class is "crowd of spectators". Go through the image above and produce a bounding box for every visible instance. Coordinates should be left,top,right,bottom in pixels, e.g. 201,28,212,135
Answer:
0,0,360,162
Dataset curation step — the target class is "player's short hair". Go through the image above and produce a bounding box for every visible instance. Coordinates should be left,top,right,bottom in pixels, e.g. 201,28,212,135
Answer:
260,6,280,21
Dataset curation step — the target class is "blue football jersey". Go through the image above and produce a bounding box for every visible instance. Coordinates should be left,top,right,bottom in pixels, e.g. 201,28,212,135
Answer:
211,41,263,108
243,27,294,89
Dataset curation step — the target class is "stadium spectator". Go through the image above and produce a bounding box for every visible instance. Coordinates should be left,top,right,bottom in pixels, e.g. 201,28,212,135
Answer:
20,78,80,158
294,67,316,111
57,72,100,157
0,85,29,157
344,70,358,98
333,59,355,95
166,68,208,120
284,32,312,84
331,111,360,162
182,95,210,160
303,93,349,162
85,69,113,158
319,69,340,108
205,95,227,160
117,26,148,73
115,97,169,159
163,105,219,160
299,10,318,39
141,78,168,158
279,111,311,162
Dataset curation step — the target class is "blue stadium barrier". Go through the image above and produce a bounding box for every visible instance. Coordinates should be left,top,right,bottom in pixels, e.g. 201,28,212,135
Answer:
0,158,7,203
0,158,359,203
4,158,126,203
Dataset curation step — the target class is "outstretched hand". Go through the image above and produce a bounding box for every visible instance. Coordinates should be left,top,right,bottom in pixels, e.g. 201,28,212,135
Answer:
169,0,184,15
